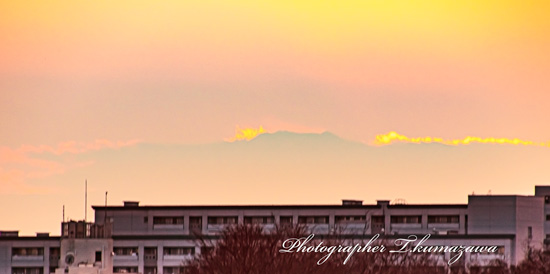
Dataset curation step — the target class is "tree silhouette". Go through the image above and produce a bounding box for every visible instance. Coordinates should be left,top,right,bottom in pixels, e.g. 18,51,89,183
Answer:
183,224,444,274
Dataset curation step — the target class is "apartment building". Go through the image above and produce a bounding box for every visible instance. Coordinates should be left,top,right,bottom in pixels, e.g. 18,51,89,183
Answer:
1,186,549,274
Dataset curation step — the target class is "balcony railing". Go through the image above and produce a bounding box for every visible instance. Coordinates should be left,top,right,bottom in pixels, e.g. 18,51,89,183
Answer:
153,224,184,230
12,255,44,262
113,254,139,262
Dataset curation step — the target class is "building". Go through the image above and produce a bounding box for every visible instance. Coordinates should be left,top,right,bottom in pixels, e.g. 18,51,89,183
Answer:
2,186,550,274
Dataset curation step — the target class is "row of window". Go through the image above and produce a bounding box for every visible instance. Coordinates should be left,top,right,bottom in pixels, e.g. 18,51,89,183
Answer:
148,215,461,226
114,247,195,256
164,247,195,255
113,267,138,273
294,215,461,225
11,248,59,256
12,248,44,256
391,215,460,224
113,247,138,256
152,217,184,225
12,268,43,274
143,266,185,274
115,266,186,274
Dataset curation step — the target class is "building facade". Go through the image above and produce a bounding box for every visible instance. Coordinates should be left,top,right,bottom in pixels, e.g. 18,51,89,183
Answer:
2,186,550,274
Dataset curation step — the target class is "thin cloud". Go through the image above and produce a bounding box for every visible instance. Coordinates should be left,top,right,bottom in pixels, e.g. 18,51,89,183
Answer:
17,139,141,155
0,139,141,195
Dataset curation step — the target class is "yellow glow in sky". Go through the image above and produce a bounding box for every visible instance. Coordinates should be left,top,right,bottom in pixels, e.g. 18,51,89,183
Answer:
227,126,266,141
375,131,550,147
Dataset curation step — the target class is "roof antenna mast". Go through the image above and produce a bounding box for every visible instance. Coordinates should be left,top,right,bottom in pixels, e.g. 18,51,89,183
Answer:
85,179,88,222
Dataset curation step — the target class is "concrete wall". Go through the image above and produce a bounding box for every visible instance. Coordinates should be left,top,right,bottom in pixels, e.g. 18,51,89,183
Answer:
514,196,544,264
467,195,544,264
59,238,113,274
468,196,518,234
0,238,60,274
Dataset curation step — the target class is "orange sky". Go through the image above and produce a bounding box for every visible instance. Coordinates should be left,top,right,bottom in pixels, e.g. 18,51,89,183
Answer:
1,1,550,235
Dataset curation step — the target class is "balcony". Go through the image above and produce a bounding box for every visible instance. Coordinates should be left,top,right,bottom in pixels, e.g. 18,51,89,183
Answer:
427,223,460,230
114,254,138,259
153,224,184,230
12,255,44,262
390,223,422,228
113,267,139,274
390,223,422,234
163,254,194,261
335,223,368,234
304,224,330,234
49,255,60,267
189,223,202,235
144,254,157,266
113,254,139,265
207,224,233,233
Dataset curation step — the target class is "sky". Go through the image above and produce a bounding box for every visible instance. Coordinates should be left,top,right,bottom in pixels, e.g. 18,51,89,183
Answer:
1,1,550,235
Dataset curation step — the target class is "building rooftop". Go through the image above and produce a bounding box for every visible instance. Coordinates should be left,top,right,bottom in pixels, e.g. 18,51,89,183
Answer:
92,202,468,211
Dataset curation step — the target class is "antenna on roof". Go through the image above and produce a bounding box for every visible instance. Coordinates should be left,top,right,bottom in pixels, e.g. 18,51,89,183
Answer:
104,191,108,236
85,179,88,222
63,205,65,223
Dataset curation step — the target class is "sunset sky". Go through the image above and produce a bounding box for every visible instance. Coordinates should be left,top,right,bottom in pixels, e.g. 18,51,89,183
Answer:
1,1,550,235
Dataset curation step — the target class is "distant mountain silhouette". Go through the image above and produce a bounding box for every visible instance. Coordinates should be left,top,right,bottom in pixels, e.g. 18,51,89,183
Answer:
13,130,550,236
53,131,550,208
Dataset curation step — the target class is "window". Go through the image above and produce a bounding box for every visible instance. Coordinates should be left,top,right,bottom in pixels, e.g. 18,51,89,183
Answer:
144,267,158,274
545,196,550,204
189,217,202,233
153,216,183,225
163,247,195,256
49,247,60,260
12,248,44,256
335,215,366,223
280,216,293,224
113,247,138,256
113,267,138,273
528,226,533,240
163,267,184,274
244,216,274,224
11,268,43,274
391,216,421,224
207,216,238,225
190,217,202,225
371,216,384,223
428,215,459,224
546,215,550,221
144,217,148,223
298,216,329,224
95,251,102,262
144,247,157,257
464,215,468,235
